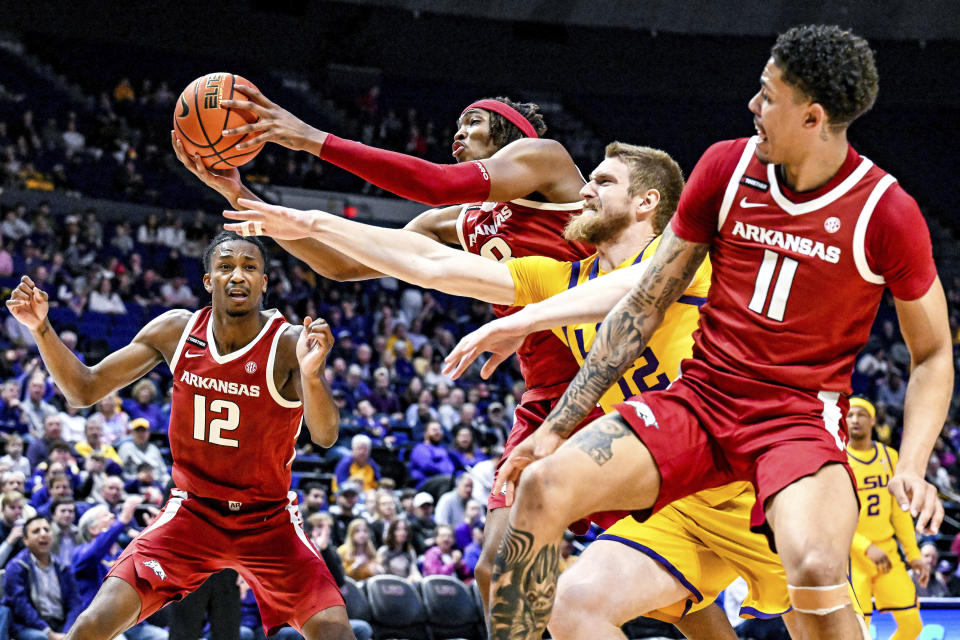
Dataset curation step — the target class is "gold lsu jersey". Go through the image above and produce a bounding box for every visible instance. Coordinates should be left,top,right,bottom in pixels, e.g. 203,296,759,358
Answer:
509,235,710,414
846,442,922,565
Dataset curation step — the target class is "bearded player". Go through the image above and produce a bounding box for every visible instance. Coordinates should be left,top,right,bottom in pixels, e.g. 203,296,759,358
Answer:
6,232,354,640
219,142,819,638
452,25,948,640
847,396,927,638
173,94,597,612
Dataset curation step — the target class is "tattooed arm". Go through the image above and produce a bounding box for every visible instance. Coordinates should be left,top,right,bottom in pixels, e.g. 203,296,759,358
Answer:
545,228,709,436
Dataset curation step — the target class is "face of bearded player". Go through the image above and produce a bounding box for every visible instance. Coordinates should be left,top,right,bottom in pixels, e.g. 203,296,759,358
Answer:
203,240,268,318
451,108,500,163
564,157,636,246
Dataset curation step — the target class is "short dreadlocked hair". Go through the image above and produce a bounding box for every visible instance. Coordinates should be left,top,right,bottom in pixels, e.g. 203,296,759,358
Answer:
771,25,878,130
482,97,548,149
203,230,267,272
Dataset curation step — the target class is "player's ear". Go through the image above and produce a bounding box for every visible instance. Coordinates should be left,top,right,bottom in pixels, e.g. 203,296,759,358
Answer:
202,273,212,293
804,103,826,131
260,273,267,293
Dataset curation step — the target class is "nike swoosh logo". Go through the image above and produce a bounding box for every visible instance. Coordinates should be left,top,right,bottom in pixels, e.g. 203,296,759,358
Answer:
184,351,204,358
740,197,767,209
177,94,189,118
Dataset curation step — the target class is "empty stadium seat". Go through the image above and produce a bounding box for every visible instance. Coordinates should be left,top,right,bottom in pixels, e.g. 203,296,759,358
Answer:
342,577,371,623
419,575,484,640
363,574,432,640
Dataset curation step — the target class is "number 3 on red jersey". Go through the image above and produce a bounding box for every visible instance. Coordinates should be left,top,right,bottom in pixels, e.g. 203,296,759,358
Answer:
749,249,798,322
193,394,240,447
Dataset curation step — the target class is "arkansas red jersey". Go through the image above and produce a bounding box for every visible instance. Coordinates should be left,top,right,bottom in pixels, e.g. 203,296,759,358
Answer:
456,197,593,399
671,137,937,393
168,307,303,503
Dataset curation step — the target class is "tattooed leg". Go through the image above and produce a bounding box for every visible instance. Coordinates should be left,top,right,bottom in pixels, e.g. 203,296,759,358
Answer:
488,413,662,640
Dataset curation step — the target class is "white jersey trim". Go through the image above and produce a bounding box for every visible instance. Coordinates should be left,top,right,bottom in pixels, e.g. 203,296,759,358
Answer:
266,323,303,409
455,204,470,251
207,309,282,364
286,490,322,560
718,137,759,231
169,310,203,374
817,391,844,450
510,197,584,211
139,492,184,537
767,156,874,216
853,175,896,285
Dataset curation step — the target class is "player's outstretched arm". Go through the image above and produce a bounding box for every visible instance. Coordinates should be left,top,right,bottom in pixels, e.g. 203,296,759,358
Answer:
888,276,952,534
172,131,386,281
224,199,516,304
6,276,182,408
290,318,339,448
443,262,649,380
221,86,579,206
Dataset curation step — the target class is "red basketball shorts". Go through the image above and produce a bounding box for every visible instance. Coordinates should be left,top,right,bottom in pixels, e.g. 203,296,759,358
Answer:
613,359,855,535
489,393,605,510
108,490,343,635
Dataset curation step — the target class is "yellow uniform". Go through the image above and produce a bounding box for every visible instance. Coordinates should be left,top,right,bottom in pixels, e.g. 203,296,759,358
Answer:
508,237,791,623
848,442,921,617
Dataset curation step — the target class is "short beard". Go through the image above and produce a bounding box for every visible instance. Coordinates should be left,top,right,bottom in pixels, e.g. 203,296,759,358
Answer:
563,205,632,245
225,307,255,318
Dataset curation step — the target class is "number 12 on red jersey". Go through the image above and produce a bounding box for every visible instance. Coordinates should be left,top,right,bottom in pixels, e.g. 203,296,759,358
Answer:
749,249,798,322
193,394,240,447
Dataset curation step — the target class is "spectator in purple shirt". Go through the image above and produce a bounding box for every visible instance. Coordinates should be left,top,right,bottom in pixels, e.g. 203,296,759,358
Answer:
122,379,166,434
448,426,487,470
422,524,470,581
365,367,401,416
408,421,454,489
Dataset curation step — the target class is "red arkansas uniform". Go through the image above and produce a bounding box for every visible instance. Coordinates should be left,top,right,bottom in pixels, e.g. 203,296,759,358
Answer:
457,197,602,508
614,137,938,535
108,307,342,634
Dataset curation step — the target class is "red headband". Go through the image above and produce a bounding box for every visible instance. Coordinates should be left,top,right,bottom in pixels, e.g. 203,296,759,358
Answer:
462,99,539,139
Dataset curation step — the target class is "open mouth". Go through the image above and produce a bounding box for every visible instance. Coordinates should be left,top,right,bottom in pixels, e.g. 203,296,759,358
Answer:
754,120,768,143
452,141,465,158
227,288,249,302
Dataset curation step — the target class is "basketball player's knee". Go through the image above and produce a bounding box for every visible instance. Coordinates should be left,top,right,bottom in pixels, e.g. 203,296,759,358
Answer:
787,582,851,617
549,581,598,637
474,546,494,588
515,460,568,519
69,608,113,640
786,544,848,585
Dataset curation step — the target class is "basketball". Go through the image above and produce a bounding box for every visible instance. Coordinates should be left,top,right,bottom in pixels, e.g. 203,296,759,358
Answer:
173,72,264,170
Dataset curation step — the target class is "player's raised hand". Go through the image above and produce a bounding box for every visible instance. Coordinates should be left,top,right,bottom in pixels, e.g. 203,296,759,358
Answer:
888,470,944,534
221,85,323,153
6,276,49,332
297,316,334,376
170,131,245,205
224,198,324,240
443,314,529,380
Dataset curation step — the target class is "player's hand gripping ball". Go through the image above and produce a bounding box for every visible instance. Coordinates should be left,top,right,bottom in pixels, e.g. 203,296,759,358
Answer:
173,73,265,170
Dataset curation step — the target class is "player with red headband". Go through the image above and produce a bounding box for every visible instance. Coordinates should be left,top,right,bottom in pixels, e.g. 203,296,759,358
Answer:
172,92,599,615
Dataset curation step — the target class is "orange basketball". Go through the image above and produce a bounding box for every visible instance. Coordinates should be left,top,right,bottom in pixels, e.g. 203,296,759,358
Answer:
173,73,265,170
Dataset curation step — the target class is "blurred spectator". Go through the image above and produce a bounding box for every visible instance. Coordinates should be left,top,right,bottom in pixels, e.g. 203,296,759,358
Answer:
87,277,126,314
26,416,65,469
160,276,197,308
34,472,77,520
73,415,123,466
368,491,398,547
926,455,955,494
453,500,484,551
876,373,907,417
915,542,950,597
94,392,129,445
99,476,126,516
437,387,464,432
117,418,168,483
408,421,455,489
2,472,27,497
422,524,470,580
49,500,80,566
328,483,362,547
123,380,166,433
462,522,484,576
21,373,57,440
435,474,475,528
297,482,327,522
376,519,422,584
408,492,436,555
4,514,83,638
353,399,391,446
1,434,32,477
0,380,28,440
365,368,401,416
333,434,380,493
337,518,384,581
123,463,164,504
0,490,26,567
449,426,487,469
56,404,87,445
337,364,370,411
